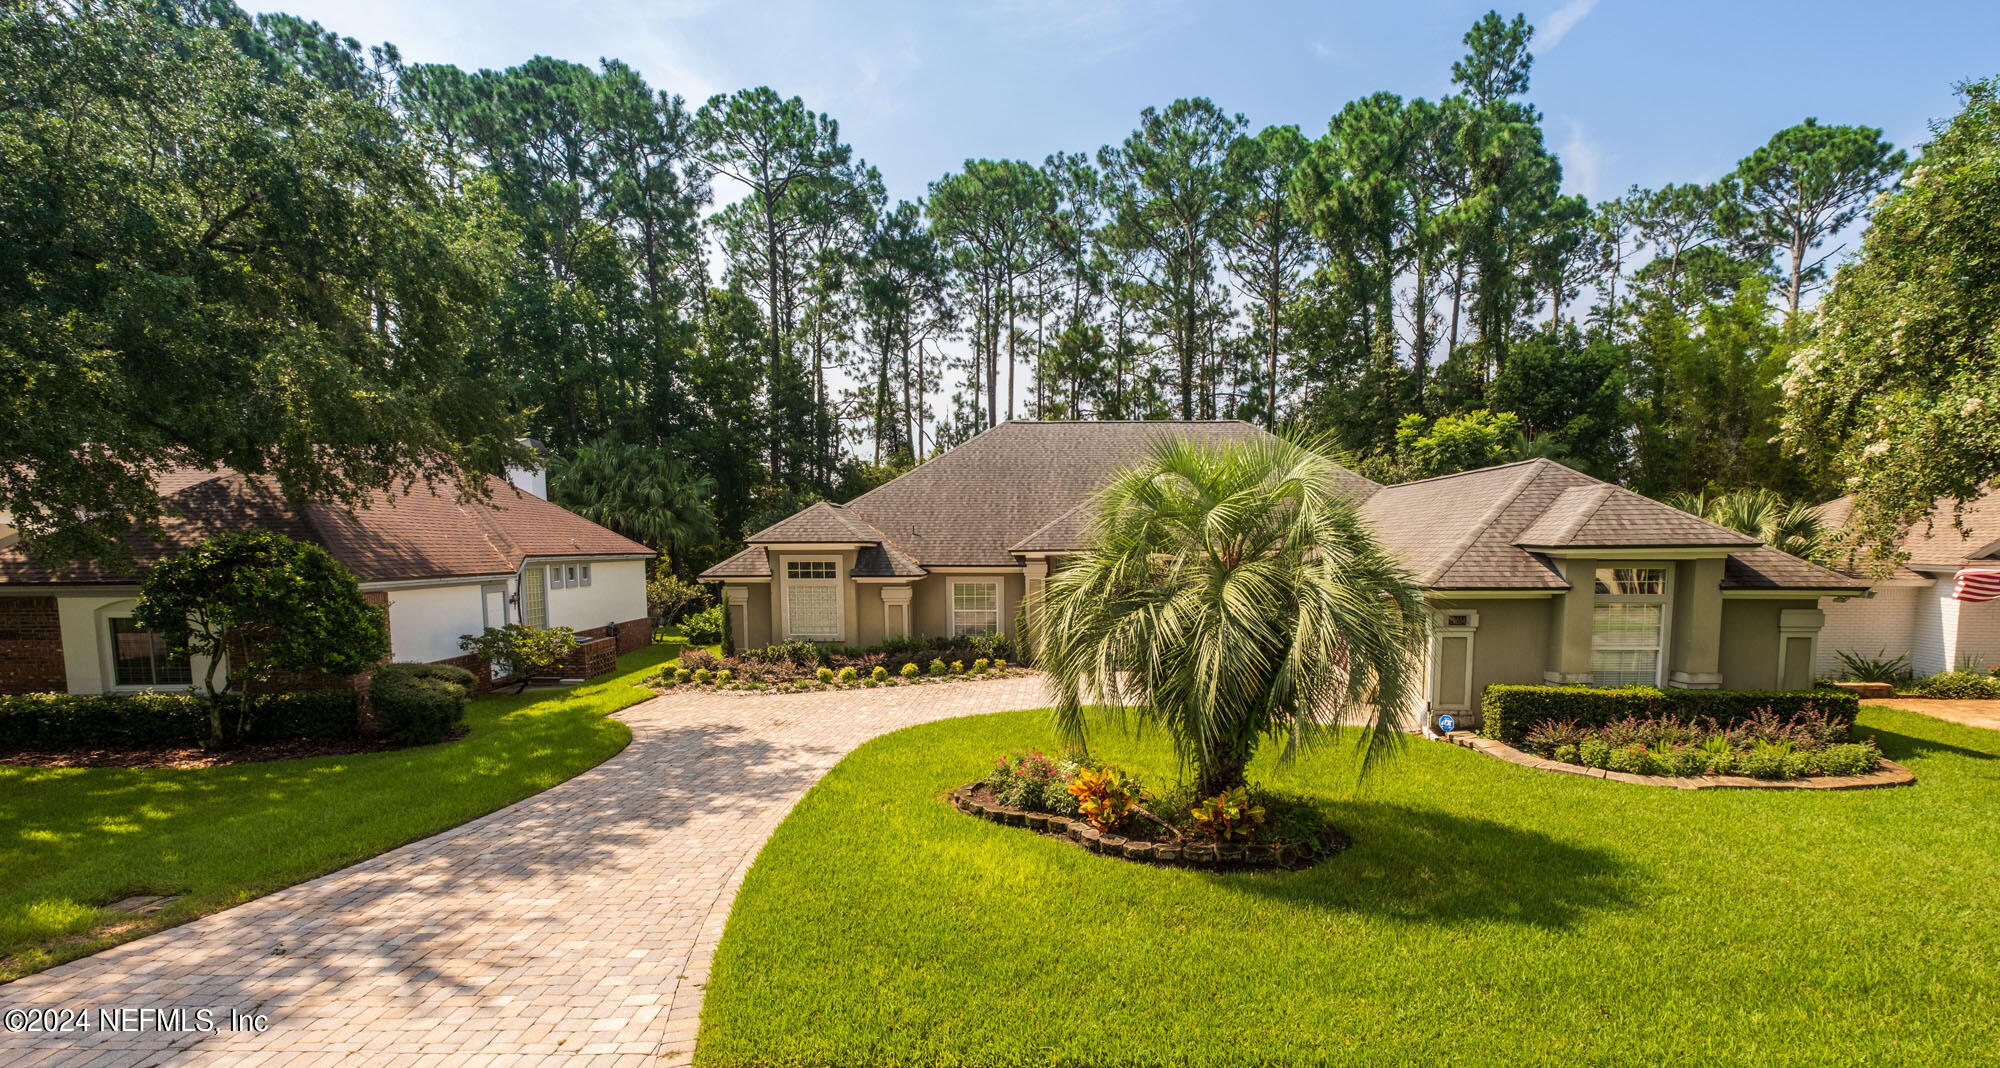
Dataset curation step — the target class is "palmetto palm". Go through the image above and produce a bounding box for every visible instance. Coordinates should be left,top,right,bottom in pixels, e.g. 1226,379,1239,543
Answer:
549,440,717,567
1669,488,1829,563
1031,436,1429,796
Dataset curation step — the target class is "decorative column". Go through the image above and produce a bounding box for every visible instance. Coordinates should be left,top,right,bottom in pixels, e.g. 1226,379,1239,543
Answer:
1668,557,1725,688
880,585,913,640
1023,557,1049,638
1776,608,1826,690
1544,558,1595,684
725,585,750,654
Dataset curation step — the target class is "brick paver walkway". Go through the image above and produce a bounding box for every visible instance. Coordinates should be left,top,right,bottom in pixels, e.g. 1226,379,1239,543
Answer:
1,676,1053,1067
1867,696,2000,732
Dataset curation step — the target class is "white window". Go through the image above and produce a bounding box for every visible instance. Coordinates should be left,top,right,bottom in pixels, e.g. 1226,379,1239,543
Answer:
951,580,1000,636
108,617,192,688
1591,566,1667,687
580,564,592,587
549,566,564,590
784,558,841,640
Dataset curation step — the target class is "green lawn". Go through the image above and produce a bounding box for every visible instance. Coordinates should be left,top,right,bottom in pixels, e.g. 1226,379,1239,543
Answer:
0,646,678,982
699,705,2000,1067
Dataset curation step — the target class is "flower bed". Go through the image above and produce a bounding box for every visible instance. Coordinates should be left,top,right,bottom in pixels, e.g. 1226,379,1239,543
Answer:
952,750,1348,870
1515,704,1885,781
645,637,1029,693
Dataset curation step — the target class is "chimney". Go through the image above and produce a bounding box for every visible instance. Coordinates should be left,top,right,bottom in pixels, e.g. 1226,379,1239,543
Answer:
505,438,548,499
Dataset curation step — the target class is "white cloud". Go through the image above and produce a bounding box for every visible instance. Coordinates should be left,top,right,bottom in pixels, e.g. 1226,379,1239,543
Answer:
1540,0,1600,51
1311,40,1336,61
1558,117,1607,199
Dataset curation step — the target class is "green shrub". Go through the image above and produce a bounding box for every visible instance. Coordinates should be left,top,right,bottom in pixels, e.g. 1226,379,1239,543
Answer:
1836,649,1912,683
682,604,726,645
674,667,691,683
973,658,991,673
1816,742,1881,775
872,665,889,682
994,658,1008,671
928,658,947,677
1606,745,1645,774
1481,685,1859,745
693,668,712,684
901,662,920,679
950,660,965,675
370,662,475,746
837,666,858,683
1908,671,2000,699
716,669,734,686
1551,743,1578,765
1737,742,1794,780
863,678,878,688
0,689,363,749
1578,738,1611,768
817,666,836,684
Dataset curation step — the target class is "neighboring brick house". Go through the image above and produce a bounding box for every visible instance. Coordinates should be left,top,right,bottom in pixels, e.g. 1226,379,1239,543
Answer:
0,467,654,695
703,421,1867,725
1814,492,2000,677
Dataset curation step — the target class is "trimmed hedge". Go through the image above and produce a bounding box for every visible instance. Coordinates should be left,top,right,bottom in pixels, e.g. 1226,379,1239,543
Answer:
0,689,360,749
370,662,477,746
1481,685,1860,746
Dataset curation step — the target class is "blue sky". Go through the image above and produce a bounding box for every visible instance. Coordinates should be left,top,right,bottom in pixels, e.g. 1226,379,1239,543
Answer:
282,0,1994,208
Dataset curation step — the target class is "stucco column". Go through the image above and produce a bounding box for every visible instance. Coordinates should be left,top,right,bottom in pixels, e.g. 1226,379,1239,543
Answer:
1667,557,1725,688
1023,557,1049,639
1544,557,1595,684
725,586,750,654
880,585,913,639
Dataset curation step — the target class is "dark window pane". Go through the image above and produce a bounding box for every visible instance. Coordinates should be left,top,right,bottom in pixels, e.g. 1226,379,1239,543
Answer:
110,618,156,686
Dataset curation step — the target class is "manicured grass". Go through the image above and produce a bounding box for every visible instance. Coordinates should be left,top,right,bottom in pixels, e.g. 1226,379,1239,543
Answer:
0,647,677,982
699,705,2000,1067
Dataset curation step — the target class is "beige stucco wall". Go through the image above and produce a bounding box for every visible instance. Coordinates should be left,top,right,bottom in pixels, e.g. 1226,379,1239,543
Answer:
912,572,1026,642
725,583,773,650
1717,598,1819,690
1431,597,1555,724
854,582,888,647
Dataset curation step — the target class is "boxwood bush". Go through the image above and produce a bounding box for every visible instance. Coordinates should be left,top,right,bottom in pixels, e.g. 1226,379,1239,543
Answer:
0,689,359,749
369,662,477,745
1480,685,1859,745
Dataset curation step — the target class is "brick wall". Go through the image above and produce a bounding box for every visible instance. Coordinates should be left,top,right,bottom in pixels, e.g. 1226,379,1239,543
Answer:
1817,586,1924,676
0,596,66,694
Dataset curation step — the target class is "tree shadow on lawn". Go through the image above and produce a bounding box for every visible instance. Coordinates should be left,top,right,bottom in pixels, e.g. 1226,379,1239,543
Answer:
1214,801,1643,930
1860,726,1996,765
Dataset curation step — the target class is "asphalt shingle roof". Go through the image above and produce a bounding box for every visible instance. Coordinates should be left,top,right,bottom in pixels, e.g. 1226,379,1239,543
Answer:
1816,490,2000,569
698,426,1851,594
0,468,653,587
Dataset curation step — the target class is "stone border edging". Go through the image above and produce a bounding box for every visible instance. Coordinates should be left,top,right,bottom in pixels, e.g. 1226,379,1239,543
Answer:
1444,732,1916,790
947,783,1346,869
657,669,1036,697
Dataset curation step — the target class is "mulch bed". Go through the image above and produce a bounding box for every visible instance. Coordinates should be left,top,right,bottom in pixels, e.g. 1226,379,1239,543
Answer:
0,725,470,769
951,782,1349,872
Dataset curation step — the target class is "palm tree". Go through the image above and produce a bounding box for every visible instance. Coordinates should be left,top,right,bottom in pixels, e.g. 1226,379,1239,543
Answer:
1667,488,1829,563
1031,436,1429,797
549,439,718,569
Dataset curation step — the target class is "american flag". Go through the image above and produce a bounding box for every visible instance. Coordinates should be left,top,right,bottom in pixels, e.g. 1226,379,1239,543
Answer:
1955,567,2000,602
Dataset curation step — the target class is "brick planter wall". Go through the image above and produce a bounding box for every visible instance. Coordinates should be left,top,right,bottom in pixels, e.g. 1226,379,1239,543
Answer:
0,597,66,694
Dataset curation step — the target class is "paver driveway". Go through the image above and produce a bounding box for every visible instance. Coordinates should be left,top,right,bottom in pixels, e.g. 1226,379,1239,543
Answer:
1,676,1053,1068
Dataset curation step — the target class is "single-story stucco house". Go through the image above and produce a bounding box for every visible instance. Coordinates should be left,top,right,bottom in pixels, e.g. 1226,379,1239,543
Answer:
702,421,1866,723
1813,491,2000,677
0,466,653,695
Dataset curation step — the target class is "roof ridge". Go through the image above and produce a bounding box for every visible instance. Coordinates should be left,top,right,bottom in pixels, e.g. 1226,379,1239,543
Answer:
1555,483,1619,545
1381,456,1554,491
1420,461,1545,585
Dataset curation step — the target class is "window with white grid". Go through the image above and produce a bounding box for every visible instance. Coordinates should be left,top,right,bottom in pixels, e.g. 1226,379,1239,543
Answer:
951,581,999,636
1591,567,1667,686
784,558,841,640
